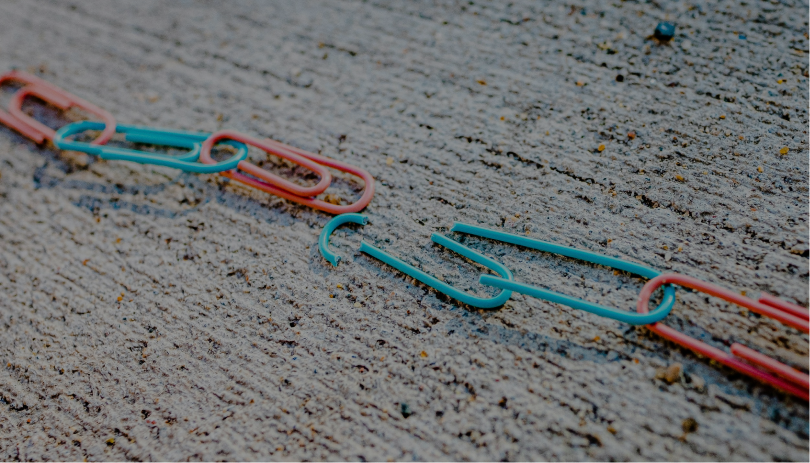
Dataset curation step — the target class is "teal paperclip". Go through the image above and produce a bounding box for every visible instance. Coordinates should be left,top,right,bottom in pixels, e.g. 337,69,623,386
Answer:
450,223,675,324
319,214,514,308
53,122,248,173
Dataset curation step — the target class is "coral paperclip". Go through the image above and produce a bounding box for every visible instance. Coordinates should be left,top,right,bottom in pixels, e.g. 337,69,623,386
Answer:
319,214,513,308
53,122,248,173
200,130,332,197
451,223,676,325
1,71,115,145
204,135,375,215
637,273,809,400
0,70,72,141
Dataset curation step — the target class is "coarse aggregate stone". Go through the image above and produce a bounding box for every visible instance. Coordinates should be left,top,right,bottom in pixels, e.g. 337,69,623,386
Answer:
0,0,807,460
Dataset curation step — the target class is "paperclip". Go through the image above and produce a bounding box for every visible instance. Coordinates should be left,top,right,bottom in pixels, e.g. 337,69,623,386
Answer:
0,70,73,141
318,214,513,308
199,130,331,197
118,128,375,214
450,223,676,325
6,80,116,145
637,273,809,399
53,122,248,173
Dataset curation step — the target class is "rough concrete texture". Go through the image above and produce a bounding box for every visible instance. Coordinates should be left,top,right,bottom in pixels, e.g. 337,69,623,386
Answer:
0,0,808,460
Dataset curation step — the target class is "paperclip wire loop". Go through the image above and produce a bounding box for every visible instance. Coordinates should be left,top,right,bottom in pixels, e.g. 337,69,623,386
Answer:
637,273,809,399
359,234,513,309
450,223,675,325
319,213,368,266
7,81,116,145
53,122,248,173
200,130,332,197
125,128,376,214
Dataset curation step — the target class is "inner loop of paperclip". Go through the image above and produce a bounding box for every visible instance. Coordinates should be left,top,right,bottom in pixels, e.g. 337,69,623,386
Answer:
53,122,249,173
637,273,809,399
451,223,675,325
7,83,116,145
319,213,369,266
199,130,331,197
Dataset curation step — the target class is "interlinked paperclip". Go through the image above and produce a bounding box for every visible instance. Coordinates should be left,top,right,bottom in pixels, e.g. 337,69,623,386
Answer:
451,223,676,325
53,122,249,173
637,273,809,400
206,135,376,215
0,73,376,216
319,213,513,308
199,130,332,197
1,71,115,145
0,70,69,141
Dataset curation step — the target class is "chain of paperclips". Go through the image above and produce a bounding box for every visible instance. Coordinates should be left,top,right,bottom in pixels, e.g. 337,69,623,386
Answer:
1,71,807,400
0,70,374,214
319,214,809,400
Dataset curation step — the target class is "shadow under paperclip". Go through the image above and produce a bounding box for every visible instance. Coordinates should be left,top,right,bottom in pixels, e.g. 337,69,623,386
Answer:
346,252,809,437
33,164,312,227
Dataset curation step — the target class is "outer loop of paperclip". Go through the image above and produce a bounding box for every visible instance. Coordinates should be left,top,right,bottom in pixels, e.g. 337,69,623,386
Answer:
239,137,376,214
359,234,513,309
319,213,368,266
0,70,75,142
1,70,74,99
451,223,675,325
200,130,332,198
53,122,249,173
637,273,809,399
7,82,116,145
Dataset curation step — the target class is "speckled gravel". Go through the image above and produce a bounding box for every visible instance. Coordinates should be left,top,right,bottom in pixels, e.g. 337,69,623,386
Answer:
0,0,807,460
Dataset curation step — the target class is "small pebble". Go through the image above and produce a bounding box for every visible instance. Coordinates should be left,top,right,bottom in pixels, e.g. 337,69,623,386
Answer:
597,144,605,152
664,363,682,383
682,417,699,434
401,403,412,418
681,39,692,51
654,22,676,42
779,147,789,155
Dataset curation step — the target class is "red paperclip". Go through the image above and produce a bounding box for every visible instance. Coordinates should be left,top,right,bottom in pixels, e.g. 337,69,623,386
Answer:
215,137,375,214
199,130,332,197
637,273,809,400
8,83,115,145
0,70,71,141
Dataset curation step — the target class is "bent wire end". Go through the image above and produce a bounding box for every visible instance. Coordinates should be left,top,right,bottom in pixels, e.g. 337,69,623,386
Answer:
359,234,513,309
319,213,368,267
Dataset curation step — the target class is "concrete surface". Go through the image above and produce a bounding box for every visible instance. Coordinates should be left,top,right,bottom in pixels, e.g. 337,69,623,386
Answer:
0,0,808,460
